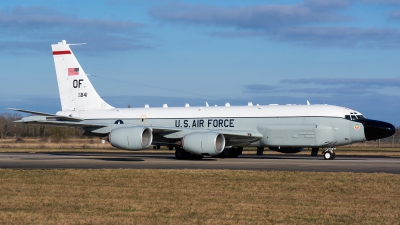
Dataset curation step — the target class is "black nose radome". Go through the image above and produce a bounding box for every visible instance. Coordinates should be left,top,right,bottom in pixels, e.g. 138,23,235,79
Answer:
363,119,396,141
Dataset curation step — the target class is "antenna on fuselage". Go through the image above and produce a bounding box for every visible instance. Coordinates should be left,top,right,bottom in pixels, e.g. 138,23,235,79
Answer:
307,100,310,105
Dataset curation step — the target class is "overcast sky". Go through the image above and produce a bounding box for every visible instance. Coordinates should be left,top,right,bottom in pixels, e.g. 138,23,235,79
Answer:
0,0,399,125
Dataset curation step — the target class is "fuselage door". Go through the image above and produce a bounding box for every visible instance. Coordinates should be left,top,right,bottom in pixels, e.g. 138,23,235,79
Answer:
140,115,146,125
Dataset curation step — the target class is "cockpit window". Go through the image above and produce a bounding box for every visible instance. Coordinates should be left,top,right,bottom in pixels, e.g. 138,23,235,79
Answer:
345,114,365,121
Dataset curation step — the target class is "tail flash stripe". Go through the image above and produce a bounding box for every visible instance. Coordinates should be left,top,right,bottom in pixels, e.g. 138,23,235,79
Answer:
53,50,71,55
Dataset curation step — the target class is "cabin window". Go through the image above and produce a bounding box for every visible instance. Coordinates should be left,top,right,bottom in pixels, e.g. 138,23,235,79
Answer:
345,115,351,120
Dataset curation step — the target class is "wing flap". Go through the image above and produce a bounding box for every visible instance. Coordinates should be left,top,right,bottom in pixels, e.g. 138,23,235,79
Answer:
221,130,263,145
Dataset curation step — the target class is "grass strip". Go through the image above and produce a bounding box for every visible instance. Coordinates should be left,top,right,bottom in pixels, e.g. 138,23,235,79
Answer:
0,169,399,224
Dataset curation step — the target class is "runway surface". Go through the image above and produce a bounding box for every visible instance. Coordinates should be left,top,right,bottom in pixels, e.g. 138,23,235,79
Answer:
0,152,399,173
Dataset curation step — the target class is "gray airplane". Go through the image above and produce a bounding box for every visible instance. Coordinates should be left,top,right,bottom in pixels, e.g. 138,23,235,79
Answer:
9,40,396,160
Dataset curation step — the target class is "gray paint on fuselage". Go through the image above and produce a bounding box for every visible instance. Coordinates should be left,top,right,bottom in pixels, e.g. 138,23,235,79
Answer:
85,116,366,148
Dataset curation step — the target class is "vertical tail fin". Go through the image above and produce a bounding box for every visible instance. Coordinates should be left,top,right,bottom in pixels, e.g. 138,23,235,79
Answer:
51,40,113,111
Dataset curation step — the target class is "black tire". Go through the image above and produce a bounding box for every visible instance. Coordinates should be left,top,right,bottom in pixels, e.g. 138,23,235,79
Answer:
189,154,203,160
214,149,230,158
324,151,331,160
324,151,335,160
237,147,243,155
256,147,264,156
175,149,187,160
229,148,239,158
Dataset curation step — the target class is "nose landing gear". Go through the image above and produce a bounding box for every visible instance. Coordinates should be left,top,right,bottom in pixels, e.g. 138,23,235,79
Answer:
322,142,337,160
322,147,336,160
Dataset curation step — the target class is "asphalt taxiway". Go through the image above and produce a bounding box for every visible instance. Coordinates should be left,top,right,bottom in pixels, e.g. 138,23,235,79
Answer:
0,152,399,173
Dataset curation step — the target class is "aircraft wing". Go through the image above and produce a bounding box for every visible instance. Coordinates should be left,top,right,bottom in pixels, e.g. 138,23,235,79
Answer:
10,108,262,144
151,126,262,145
219,130,263,144
151,127,183,134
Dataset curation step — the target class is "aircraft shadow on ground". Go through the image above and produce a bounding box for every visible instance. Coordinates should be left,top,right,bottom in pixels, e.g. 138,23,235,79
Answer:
43,152,220,161
41,152,145,162
37,152,371,161
92,157,144,162
21,156,145,162
240,155,365,160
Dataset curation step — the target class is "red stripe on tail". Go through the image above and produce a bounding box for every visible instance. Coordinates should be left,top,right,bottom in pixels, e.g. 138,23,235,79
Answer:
53,50,71,55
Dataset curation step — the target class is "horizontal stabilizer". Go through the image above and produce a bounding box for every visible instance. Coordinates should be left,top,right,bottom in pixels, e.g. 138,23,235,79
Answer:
13,115,107,128
8,108,60,116
8,108,83,122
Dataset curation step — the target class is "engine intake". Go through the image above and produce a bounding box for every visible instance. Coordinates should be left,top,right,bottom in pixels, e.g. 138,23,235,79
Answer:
109,126,153,150
182,132,225,156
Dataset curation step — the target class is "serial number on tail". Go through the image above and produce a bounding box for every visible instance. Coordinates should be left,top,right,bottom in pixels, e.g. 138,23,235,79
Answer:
175,119,234,128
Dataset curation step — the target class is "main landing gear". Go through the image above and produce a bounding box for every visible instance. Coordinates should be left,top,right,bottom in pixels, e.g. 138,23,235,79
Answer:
213,147,243,158
311,148,319,156
175,147,203,160
322,147,336,160
256,147,264,156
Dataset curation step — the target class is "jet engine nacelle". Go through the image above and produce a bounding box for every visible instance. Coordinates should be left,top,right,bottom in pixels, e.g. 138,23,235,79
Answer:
269,147,304,153
109,126,153,150
182,132,225,156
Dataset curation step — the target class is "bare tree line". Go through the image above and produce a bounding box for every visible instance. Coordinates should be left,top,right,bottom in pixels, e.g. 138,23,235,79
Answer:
0,112,82,141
